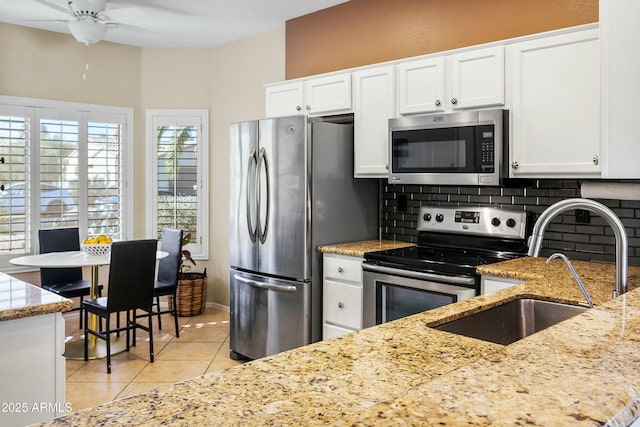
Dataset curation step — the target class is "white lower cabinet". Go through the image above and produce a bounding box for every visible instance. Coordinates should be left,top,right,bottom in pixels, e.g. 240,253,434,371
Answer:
0,312,66,425
322,253,364,339
481,275,524,295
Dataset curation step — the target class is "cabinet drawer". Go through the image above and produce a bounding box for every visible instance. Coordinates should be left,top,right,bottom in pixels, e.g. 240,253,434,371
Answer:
323,255,362,284
323,279,362,329
323,323,354,340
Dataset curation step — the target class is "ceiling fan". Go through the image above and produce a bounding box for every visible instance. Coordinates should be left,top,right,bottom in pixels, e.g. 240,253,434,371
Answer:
30,0,149,45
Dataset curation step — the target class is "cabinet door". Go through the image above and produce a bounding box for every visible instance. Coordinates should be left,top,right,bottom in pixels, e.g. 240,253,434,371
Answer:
265,81,304,118
304,73,352,116
600,0,640,178
481,276,524,295
509,29,600,178
449,46,505,109
353,65,396,178
397,57,445,115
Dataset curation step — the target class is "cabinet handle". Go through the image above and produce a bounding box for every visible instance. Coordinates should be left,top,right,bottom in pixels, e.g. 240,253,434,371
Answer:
511,161,519,170
337,302,344,309
451,97,458,105
0,184,4,191
306,105,311,111
296,105,302,112
0,157,4,164
593,155,599,166
435,99,441,106
337,267,344,273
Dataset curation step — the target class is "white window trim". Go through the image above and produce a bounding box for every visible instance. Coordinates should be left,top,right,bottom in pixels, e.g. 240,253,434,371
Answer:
0,95,134,272
145,109,209,260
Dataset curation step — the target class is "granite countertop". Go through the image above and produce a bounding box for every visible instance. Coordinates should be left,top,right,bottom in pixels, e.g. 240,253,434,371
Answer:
317,239,415,257
0,272,73,322
39,257,640,426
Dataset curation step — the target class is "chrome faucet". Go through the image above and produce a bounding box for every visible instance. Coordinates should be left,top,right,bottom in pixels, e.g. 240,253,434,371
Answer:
528,198,628,298
546,253,594,308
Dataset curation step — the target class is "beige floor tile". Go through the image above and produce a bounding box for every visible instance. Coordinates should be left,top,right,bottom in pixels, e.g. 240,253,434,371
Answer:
66,381,128,412
178,321,230,342
65,359,86,378
156,341,223,361
133,360,210,383
63,306,238,411
67,358,148,383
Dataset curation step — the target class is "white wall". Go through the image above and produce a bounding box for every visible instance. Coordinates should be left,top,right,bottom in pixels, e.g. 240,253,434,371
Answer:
0,22,286,306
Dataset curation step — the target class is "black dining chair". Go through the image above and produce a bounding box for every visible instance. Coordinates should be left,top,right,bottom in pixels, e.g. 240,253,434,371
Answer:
39,227,103,328
149,227,183,338
82,239,158,374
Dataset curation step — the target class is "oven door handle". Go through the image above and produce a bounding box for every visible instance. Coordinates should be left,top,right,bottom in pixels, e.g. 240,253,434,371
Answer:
363,263,477,286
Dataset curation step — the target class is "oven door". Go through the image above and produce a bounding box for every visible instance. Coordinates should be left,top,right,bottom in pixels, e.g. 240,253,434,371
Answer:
362,263,477,328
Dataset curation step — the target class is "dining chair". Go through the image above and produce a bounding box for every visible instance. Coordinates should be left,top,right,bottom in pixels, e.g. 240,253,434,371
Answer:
39,227,103,328
82,239,158,374
148,227,183,338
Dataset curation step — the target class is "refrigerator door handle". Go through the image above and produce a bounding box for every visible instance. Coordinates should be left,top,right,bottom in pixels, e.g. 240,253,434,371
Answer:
257,147,270,244
234,275,297,292
246,148,258,243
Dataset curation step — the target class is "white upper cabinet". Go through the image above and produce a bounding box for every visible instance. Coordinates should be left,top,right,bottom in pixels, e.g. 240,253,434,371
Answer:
265,73,352,118
353,65,396,178
508,29,600,178
396,57,446,114
449,46,505,110
396,46,504,115
265,81,304,118
600,0,640,178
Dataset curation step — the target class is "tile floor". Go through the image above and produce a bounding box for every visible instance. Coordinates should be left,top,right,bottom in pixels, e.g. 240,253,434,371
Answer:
63,305,241,412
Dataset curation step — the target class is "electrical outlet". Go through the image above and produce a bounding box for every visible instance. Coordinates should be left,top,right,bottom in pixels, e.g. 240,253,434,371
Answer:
575,209,590,224
398,194,408,212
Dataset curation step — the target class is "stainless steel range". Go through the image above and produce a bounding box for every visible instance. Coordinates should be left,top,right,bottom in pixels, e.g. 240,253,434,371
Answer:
363,205,530,327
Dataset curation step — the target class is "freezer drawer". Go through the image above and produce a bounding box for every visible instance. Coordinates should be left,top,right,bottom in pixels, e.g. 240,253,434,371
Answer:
230,270,311,360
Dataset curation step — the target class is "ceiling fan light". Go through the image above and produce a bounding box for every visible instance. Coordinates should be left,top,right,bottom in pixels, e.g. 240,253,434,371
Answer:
67,19,106,44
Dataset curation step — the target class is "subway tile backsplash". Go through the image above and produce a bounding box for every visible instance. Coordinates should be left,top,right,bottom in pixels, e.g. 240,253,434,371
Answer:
380,179,640,266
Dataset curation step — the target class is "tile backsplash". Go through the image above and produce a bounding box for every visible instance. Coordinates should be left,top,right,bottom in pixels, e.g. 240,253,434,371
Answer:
380,179,640,266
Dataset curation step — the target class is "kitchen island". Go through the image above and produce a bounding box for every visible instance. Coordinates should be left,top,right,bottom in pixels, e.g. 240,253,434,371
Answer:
0,272,73,426
38,258,640,426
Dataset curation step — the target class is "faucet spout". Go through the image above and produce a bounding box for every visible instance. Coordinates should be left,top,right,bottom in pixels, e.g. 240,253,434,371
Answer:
546,253,594,308
528,198,628,298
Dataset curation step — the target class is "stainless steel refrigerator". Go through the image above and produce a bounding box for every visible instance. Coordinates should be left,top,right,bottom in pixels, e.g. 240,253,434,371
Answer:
229,115,378,360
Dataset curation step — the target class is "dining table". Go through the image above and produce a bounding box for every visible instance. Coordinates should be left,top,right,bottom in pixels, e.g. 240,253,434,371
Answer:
10,248,168,360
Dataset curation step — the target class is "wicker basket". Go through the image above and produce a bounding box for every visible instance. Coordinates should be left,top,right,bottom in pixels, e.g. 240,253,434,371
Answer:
169,271,207,317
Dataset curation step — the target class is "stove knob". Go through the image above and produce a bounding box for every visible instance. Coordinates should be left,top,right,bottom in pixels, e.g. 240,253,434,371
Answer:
423,213,432,222
435,214,444,222
491,217,501,227
506,218,517,228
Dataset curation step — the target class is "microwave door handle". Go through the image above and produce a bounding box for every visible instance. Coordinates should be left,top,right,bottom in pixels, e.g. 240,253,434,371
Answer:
246,149,258,243
363,263,476,286
257,147,270,244
234,275,297,292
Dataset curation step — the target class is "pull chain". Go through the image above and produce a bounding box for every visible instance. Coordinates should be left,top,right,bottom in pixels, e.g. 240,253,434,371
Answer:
83,43,89,80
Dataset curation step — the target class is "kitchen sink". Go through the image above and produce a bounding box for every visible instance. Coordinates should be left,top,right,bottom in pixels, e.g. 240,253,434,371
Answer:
434,298,589,345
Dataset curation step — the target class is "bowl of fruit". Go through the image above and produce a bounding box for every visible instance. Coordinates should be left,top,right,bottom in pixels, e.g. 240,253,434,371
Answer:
82,235,113,256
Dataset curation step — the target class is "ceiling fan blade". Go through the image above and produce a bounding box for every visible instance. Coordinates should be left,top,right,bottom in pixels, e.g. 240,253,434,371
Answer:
108,22,158,40
99,7,144,23
32,0,75,18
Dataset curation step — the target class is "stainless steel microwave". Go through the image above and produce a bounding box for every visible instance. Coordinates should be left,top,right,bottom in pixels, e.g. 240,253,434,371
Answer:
388,109,508,186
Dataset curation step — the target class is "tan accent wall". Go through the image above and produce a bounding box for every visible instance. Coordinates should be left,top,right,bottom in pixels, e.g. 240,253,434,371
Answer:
286,0,598,79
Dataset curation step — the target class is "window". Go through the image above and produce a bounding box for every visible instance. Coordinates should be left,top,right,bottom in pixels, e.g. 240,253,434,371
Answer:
146,110,208,260
0,96,133,270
